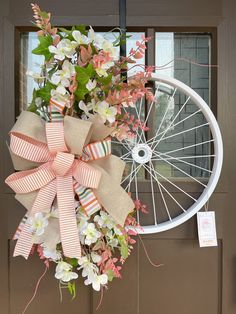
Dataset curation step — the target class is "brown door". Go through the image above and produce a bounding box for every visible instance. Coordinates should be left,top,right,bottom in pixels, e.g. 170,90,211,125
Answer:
0,0,235,314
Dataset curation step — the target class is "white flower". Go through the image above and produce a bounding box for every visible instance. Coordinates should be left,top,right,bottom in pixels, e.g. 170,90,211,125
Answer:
113,225,123,236
51,86,70,105
77,207,91,243
42,247,61,261
55,261,78,282
84,273,108,291
95,101,117,123
108,237,119,247
55,85,67,95
49,39,77,60
77,255,98,277
87,27,104,48
94,211,114,229
28,213,49,236
78,100,94,117
91,252,102,264
50,60,75,87
35,97,43,107
106,230,119,247
82,223,101,246
86,79,97,91
102,40,117,59
26,70,45,83
95,60,114,77
72,30,90,45
94,211,123,237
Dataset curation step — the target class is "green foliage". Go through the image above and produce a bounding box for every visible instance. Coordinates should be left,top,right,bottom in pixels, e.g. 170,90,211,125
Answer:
118,235,129,259
73,25,87,35
96,73,113,86
68,258,78,267
67,281,76,300
32,35,53,61
74,63,96,100
37,81,56,102
59,25,87,41
74,85,89,101
27,88,38,113
39,11,50,19
106,269,115,282
75,63,96,85
112,32,132,47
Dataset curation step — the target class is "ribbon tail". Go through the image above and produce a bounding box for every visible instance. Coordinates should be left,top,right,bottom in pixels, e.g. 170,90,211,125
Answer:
13,222,33,259
57,172,81,259
74,181,101,216
13,181,57,259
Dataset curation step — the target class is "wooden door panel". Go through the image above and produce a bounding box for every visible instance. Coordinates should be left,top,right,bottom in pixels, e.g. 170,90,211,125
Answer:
10,243,92,314
139,238,222,314
93,246,139,313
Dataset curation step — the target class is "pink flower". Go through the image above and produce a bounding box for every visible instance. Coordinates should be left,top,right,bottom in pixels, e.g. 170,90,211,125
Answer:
92,51,113,69
134,199,149,214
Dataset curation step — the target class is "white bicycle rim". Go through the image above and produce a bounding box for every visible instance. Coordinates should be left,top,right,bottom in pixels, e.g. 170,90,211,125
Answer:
112,73,223,234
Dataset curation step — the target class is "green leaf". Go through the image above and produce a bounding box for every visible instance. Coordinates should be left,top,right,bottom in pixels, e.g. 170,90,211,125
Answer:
68,282,73,294
74,84,88,100
59,27,72,35
58,27,74,41
27,88,38,113
32,35,53,61
120,244,129,259
75,63,96,85
27,102,38,113
97,73,113,86
68,258,78,267
40,11,49,19
36,81,56,102
68,281,76,300
118,235,129,259
106,269,115,282
73,25,87,35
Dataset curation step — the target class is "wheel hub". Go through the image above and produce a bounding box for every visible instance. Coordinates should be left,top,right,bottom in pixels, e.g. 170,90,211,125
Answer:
131,143,153,164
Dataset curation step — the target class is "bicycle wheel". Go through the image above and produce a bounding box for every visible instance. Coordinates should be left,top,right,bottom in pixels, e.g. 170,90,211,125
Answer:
112,73,223,234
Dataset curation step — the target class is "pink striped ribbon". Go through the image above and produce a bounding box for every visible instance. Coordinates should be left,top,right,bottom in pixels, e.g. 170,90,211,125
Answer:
6,121,110,260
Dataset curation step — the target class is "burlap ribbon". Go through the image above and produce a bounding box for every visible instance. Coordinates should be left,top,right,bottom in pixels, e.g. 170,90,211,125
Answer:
5,111,134,260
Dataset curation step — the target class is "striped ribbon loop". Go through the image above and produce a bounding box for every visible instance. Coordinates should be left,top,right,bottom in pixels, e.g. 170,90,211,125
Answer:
82,138,111,161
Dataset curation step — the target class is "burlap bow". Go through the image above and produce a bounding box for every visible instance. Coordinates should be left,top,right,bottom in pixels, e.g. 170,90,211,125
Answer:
5,111,134,260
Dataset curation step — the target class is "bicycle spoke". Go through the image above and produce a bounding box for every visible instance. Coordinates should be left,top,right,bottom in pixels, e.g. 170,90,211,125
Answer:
148,87,177,146
147,109,202,144
151,154,215,161
146,165,197,201
154,122,210,145
151,96,191,151
148,161,158,224
155,153,207,187
153,151,212,173
157,139,214,156
143,163,186,214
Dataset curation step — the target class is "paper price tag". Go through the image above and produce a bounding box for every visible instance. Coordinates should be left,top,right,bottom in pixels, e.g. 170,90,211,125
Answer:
197,211,218,247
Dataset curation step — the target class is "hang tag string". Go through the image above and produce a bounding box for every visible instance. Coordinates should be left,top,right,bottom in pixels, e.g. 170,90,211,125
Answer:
204,200,209,212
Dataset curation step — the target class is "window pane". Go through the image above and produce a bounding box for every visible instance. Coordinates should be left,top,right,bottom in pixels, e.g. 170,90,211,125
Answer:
154,33,212,178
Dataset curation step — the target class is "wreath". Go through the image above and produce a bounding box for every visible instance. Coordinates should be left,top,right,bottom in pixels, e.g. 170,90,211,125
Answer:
5,3,153,300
